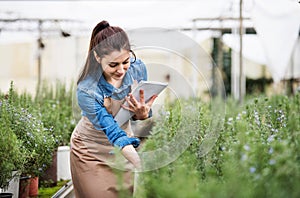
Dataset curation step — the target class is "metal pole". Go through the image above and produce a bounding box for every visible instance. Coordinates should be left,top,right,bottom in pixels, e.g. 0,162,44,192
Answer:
37,20,42,93
290,46,295,95
192,20,198,94
239,0,244,104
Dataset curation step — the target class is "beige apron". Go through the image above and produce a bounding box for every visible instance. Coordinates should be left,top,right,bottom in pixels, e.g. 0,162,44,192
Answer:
70,97,134,198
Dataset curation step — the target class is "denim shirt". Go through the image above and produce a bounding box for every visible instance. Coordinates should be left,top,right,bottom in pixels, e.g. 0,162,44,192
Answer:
76,58,147,148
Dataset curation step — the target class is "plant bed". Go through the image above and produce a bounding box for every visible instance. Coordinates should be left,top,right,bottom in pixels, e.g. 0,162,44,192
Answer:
136,94,300,197
38,180,70,198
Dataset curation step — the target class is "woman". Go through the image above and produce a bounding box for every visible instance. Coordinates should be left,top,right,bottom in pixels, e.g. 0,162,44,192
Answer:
70,20,156,198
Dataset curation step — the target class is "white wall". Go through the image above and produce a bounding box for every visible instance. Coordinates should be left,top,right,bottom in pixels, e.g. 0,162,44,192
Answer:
0,35,213,99
0,36,89,96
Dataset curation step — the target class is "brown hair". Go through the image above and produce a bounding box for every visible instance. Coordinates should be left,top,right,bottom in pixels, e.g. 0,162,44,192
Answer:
77,20,134,84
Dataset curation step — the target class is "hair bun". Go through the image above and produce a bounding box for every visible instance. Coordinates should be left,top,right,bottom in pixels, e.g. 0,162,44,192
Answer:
99,20,110,30
93,20,110,36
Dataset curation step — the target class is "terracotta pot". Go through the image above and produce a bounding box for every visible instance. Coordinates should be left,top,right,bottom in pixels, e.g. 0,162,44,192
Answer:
19,176,30,198
29,177,39,197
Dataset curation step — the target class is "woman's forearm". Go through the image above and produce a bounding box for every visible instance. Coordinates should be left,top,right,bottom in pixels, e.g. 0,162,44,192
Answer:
121,144,141,169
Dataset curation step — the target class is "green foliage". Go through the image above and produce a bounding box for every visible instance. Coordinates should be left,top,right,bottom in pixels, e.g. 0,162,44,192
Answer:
1,82,57,178
137,93,300,198
34,80,76,146
0,101,25,189
38,180,70,198
1,79,300,197
0,80,75,187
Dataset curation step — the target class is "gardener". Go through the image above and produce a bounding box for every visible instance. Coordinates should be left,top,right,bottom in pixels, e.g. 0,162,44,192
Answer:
70,20,157,198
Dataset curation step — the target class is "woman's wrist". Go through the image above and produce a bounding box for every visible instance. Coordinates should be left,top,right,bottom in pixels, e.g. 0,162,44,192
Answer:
133,108,152,120
132,113,148,120
121,144,141,169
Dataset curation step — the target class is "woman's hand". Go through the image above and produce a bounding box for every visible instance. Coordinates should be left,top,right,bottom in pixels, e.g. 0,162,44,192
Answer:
121,144,141,169
122,89,157,120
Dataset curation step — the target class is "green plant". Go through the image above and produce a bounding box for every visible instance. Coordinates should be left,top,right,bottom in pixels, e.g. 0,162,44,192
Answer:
136,94,300,198
0,100,26,190
2,82,57,178
1,80,75,189
34,80,76,146
38,180,70,198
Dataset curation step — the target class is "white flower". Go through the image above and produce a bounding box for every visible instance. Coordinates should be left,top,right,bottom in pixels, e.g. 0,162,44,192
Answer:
249,167,256,173
268,147,274,154
241,154,248,161
269,159,276,165
243,144,250,151
267,135,275,143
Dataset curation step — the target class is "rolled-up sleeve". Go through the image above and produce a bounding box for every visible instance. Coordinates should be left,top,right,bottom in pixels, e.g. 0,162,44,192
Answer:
77,89,140,148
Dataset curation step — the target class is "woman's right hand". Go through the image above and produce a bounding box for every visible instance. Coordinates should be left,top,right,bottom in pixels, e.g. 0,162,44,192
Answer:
122,89,157,120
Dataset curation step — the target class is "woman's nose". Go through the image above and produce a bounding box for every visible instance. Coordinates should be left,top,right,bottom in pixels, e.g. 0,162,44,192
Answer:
117,64,126,72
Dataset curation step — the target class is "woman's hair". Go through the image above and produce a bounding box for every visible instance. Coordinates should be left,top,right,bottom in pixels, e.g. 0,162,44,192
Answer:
77,20,134,84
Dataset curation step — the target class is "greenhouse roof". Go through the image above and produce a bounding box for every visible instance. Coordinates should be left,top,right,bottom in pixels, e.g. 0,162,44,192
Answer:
0,0,299,82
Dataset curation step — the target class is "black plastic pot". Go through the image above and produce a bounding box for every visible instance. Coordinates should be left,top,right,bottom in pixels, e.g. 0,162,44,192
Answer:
0,193,13,198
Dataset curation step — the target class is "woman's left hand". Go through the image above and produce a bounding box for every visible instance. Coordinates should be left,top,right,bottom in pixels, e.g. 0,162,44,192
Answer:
122,89,157,120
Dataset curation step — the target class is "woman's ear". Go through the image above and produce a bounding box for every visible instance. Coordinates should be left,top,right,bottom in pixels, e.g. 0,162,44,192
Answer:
93,51,101,64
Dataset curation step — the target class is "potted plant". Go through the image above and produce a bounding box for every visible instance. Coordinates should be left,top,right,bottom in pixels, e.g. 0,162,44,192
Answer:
0,100,25,197
2,83,56,197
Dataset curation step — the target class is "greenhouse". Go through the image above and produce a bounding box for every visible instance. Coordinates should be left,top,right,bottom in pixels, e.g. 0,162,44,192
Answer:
0,0,300,198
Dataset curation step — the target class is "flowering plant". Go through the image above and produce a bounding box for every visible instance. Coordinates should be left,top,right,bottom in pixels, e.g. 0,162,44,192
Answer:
8,103,56,177
1,82,56,179
34,81,76,147
0,100,25,190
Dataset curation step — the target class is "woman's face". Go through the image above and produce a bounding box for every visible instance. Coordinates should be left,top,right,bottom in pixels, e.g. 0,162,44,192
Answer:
97,49,130,84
